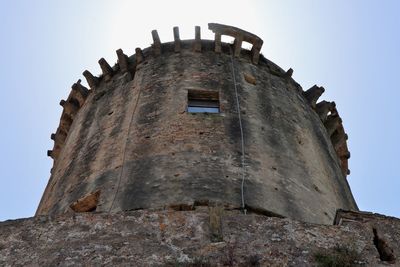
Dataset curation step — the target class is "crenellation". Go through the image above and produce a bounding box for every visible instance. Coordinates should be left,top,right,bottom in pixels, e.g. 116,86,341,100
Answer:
151,30,161,56
98,58,114,81
82,70,99,90
60,100,79,119
341,150,351,159
173,27,181,52
214,33,222,53
116,49,130,73
50,145,61,160
52,128,67,145
233,35,243,57
283,68,293,79
303,85,325,109
324,114,342,137
250,42,262,64
331,129,347,151
193,26,201,52
70,82,89,107
208,23,263,64
59,113,73,133
71,80,89,97
135,47,144,64
316,100,336,122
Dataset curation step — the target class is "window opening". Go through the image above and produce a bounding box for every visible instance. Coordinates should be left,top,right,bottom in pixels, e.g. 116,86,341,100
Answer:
187,90,220,113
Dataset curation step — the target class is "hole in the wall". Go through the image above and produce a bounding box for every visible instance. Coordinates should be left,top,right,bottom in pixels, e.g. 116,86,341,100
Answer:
373,228,396,263
242,41,253,50
313,184,321,193
221,35,235,44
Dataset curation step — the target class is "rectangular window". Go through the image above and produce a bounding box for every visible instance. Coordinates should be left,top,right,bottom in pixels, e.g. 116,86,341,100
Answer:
187,90,220,113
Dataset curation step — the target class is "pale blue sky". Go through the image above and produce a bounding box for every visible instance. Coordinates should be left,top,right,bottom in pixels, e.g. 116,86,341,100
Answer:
0,0,399,221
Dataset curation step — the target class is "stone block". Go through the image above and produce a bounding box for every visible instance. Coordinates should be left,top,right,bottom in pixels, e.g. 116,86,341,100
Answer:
173,27,181,53
193,26,201,52
70,190,101,213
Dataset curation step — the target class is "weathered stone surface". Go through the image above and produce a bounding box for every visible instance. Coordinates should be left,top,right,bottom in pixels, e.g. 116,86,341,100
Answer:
116,49,129,73
208,23,263,64
152,30,162,56
71,80,89,106
69,190,101,212
98,58,114,81
316,100,336,122
303,85,325,109
82,70,99,89
135,47,144,64
243,73,256,85
193,26,201,52
38,38,356,225
0,209,398,266
173,26,181,52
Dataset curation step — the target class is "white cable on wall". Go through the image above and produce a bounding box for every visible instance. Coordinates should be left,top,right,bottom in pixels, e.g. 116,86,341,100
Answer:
229,47,247,215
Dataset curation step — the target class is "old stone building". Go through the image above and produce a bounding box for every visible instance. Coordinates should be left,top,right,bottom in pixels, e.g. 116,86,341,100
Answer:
0,23,398,266
38,23,355,225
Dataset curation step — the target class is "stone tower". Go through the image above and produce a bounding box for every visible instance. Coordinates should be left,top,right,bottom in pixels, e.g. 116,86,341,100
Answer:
37,23,357,225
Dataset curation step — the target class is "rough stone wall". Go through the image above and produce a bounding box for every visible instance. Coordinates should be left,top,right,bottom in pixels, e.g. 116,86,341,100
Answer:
0,210,398,266
37,24,356,224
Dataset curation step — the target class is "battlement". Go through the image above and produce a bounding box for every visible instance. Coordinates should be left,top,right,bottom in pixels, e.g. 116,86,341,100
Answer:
47,23,350,178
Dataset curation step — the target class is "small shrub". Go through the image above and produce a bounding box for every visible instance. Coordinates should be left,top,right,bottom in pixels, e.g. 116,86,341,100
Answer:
314,245,361,267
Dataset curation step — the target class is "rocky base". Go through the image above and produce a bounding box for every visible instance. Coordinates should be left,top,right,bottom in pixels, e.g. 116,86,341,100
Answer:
0,209,398,266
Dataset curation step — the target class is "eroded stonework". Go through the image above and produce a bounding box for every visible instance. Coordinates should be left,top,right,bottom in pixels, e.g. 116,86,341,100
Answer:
0,210,398,266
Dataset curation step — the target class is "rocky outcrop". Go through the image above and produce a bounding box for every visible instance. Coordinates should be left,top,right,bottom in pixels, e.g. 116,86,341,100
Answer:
0,209,398,266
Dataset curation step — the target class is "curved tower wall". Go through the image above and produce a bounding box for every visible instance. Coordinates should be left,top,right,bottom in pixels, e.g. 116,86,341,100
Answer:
37,24,357,224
